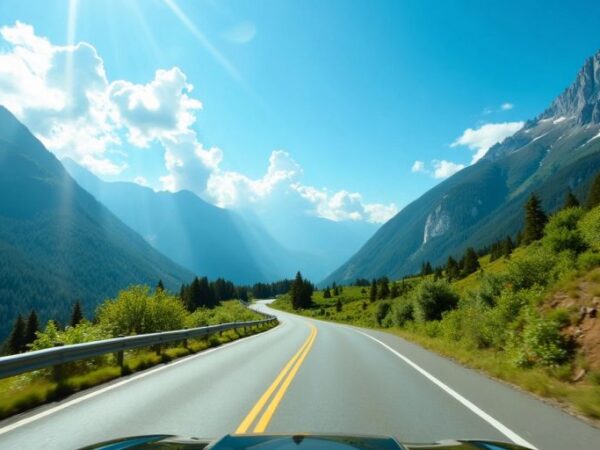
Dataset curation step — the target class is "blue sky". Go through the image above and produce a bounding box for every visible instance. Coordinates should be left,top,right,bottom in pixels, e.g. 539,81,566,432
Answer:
1,0,599,222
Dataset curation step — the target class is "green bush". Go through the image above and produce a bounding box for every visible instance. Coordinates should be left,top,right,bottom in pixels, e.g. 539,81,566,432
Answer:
577,250,600,271
505,245,557,290
513,315,570,367
375,301,391,325
543,208,587,253
97,285,188,335
392,298,414,326
411,280,459,322
579,206,600,250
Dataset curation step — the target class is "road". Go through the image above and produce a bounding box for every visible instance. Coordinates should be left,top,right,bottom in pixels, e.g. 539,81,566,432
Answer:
0,300,599,449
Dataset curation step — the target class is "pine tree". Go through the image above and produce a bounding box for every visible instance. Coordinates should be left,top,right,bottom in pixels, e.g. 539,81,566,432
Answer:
462,247,480,276
24,310,39,348
563,190,580,209
390,282,400,298
70,300,84,327
335,298,342,312
156,279,165,292
378,277,390,299
323,287,331,299
501,236,514,258
522,193,547,244
445,256,460,281
433,266,443,281
7,315,26,354
420,261,433,276
290,272,312,309
369,279,378,302
587,172,600,209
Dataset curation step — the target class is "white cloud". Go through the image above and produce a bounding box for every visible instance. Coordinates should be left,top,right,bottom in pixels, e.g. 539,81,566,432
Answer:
432,159,465,179
133,176,149,187
452,121,524,163
411,160,425,173
500,102,514,111
108,68,202,147
223,22,256,44
0,22,395,224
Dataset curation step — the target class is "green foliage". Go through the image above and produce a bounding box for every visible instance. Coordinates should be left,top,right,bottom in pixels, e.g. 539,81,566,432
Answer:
411,279,459,322
462,247,480,276
563,190,580,209
290,272,313,310
335,299,342,313
505,245,557,290
445,256,460,281
392,299,414,326
24,311,39,349
522,193,547,244
578,206,600,250
6,315,26,354
369,279,377,302
70,301,84,328
97,285,188,335
184,301,263,328
375,301,391,325
543,207,587,253
378,277,390,299
512,315,570,367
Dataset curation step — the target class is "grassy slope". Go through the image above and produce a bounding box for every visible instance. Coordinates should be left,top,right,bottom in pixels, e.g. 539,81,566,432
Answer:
272,255,600,423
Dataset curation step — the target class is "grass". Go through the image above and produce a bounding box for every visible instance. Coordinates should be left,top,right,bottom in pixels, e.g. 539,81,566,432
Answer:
0,321,276,420
272,251,600,423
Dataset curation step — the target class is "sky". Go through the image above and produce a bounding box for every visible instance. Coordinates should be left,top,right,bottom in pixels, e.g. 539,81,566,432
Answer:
0,0,599,224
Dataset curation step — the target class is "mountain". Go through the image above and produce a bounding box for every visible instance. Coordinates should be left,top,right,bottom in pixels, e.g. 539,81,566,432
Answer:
325,50,600,285
63,159,292,284
64,161,377,284
0,107,194,338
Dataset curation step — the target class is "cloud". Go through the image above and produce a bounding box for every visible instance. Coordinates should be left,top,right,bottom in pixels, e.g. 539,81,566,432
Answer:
411,160,426,173
500,102,514,111
432,159,465,179
0,21,394,224
207,151,398,224
452,121,524,163
134,176,149,187
223,22,256,44
108,67,202,147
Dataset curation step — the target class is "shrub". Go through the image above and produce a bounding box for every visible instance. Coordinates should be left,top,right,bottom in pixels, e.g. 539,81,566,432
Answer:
579,206,600,250
375,301,391,325
505,245,557,290
411,280,459,322
513,315,570,367
543,207,587,253
392,298,414,326
577,250,600,271
97,285,188,335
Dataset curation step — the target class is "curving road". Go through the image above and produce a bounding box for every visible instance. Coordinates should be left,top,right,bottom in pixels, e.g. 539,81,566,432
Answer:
0,300,599,449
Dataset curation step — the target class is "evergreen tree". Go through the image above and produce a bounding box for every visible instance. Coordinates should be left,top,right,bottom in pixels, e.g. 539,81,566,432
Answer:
290,272,313,309
522,193,547,244
462,247,480,276
445,256,460,281
501,236,514,258
70,300,84,327
24,310,39,348
587,172,600,209
420,261,433,276
390,282,400,299
156,279,165,292
563,190,580,209
369,279,378,302
433,266,443,281
323,287,331,299
7,315,26,354
378,277,390,299
335,298,342,312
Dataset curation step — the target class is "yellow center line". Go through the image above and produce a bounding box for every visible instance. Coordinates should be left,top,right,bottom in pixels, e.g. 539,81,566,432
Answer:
253,326,317,432
235,325,317,434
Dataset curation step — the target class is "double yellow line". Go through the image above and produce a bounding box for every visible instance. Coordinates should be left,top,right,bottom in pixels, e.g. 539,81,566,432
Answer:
235,324,317,434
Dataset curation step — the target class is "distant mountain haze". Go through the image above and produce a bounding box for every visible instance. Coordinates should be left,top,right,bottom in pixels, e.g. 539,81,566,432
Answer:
0,106,194,339
325,50,600,285
63,159,376,283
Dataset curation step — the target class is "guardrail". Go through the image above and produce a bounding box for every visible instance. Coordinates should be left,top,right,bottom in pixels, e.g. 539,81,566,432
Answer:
0,311,278,380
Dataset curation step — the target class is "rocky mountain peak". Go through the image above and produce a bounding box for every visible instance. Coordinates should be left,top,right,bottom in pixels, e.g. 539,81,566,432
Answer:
540,50,600,125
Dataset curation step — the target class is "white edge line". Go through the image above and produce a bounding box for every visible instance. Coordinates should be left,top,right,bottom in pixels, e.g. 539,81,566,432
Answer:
354,330,537,450
0,322,282,436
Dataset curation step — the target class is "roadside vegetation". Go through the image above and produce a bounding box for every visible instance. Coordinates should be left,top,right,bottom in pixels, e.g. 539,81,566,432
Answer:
0,284,275,419
274,176,600,422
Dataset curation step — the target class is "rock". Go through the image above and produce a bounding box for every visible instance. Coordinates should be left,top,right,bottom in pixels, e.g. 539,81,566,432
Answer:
572,368,586,382
587,307,597,318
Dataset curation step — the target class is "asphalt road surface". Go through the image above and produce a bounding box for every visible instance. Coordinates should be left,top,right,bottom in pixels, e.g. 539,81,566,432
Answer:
0,300,599,449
